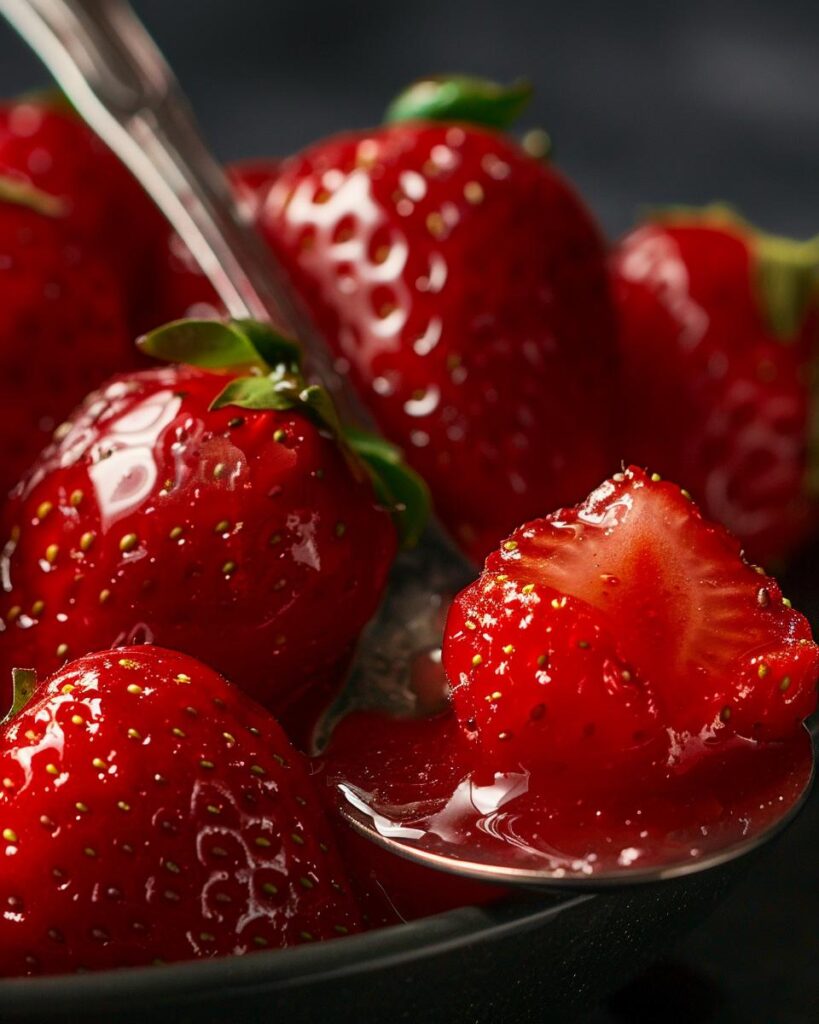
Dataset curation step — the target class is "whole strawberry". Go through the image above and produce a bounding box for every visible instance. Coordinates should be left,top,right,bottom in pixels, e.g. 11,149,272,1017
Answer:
0,319,422,728
444,466,819,777
611,206,819,565
0,94,164,304
0,178,132,493
156,76,616,563
0,647,360,976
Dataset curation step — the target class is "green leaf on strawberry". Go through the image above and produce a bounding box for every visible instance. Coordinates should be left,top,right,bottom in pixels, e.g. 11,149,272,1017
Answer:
1,669,36,725
755,232,819,340
209,376,304,411
616,204,819,562
0,175,67,217
139,318,429,547
345,428,431,548
139,318,274,371
384,75,532,129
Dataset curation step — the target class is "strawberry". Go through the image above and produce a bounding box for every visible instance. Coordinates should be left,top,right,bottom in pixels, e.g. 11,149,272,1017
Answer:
0,94,164,305
610,206,819,566
0,646,360,976
0,319,424,730
446,583,661,775
443,466,819,776
152,76,618,562
0,177,132,493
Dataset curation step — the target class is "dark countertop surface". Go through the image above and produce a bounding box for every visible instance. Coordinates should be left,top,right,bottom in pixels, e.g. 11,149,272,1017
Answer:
585,764,818,1023
0,2,817,1020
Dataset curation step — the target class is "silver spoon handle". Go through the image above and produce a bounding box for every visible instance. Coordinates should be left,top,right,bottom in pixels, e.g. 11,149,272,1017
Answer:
0,0,343,389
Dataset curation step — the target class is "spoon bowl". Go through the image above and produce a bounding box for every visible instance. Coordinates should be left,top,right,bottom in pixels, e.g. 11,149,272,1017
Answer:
331,721,816,889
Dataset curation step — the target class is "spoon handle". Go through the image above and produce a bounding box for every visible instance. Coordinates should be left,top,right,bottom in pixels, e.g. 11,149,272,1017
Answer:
0,0,344,392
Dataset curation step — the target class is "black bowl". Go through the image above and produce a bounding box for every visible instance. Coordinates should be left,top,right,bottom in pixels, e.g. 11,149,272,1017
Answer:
0,861,746,1024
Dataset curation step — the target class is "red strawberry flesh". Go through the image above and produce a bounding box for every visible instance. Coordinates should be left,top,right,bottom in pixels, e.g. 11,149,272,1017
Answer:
445,582,662,775
322,468,817,878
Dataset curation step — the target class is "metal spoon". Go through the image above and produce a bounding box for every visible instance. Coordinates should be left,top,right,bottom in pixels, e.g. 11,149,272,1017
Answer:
2,0,814,889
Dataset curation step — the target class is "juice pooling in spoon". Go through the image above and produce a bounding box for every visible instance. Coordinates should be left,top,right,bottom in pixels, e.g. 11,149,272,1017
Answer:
323,468,819,884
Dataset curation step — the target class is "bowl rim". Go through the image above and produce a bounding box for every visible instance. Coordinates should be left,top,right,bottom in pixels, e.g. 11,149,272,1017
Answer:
0,891,589,1015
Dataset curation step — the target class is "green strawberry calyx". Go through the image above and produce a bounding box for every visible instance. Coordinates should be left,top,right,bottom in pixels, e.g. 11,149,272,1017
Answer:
647,203,819,340
139,319,430,547
2,669,37,725
0,175,67,217
756,232,819,341
384,74,532,130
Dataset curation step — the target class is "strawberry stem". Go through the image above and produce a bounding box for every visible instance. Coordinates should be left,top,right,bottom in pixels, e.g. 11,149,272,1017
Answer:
2,669,37,725
384,75,532,130
16,85,75,115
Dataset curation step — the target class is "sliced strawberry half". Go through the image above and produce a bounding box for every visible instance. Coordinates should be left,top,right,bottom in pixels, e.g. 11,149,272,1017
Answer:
466,466,819,758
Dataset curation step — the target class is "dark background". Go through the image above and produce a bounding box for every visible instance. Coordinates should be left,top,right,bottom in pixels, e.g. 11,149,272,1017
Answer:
1,0,819,240
0,1,817,1021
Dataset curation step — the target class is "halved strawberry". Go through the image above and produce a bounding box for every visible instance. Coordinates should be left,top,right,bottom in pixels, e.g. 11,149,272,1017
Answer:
445,467,819,775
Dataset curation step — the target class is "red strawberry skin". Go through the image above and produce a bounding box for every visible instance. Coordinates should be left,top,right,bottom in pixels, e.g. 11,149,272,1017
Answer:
238,126,617,562
445,582,661,776
0,365,396,725
0,647,360,976
610,220,817,565
0,197,132,493
444,467,819,777
0,98,163,295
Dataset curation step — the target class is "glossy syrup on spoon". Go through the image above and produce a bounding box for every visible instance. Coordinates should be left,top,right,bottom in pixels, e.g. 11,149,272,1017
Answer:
322,709,815,886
